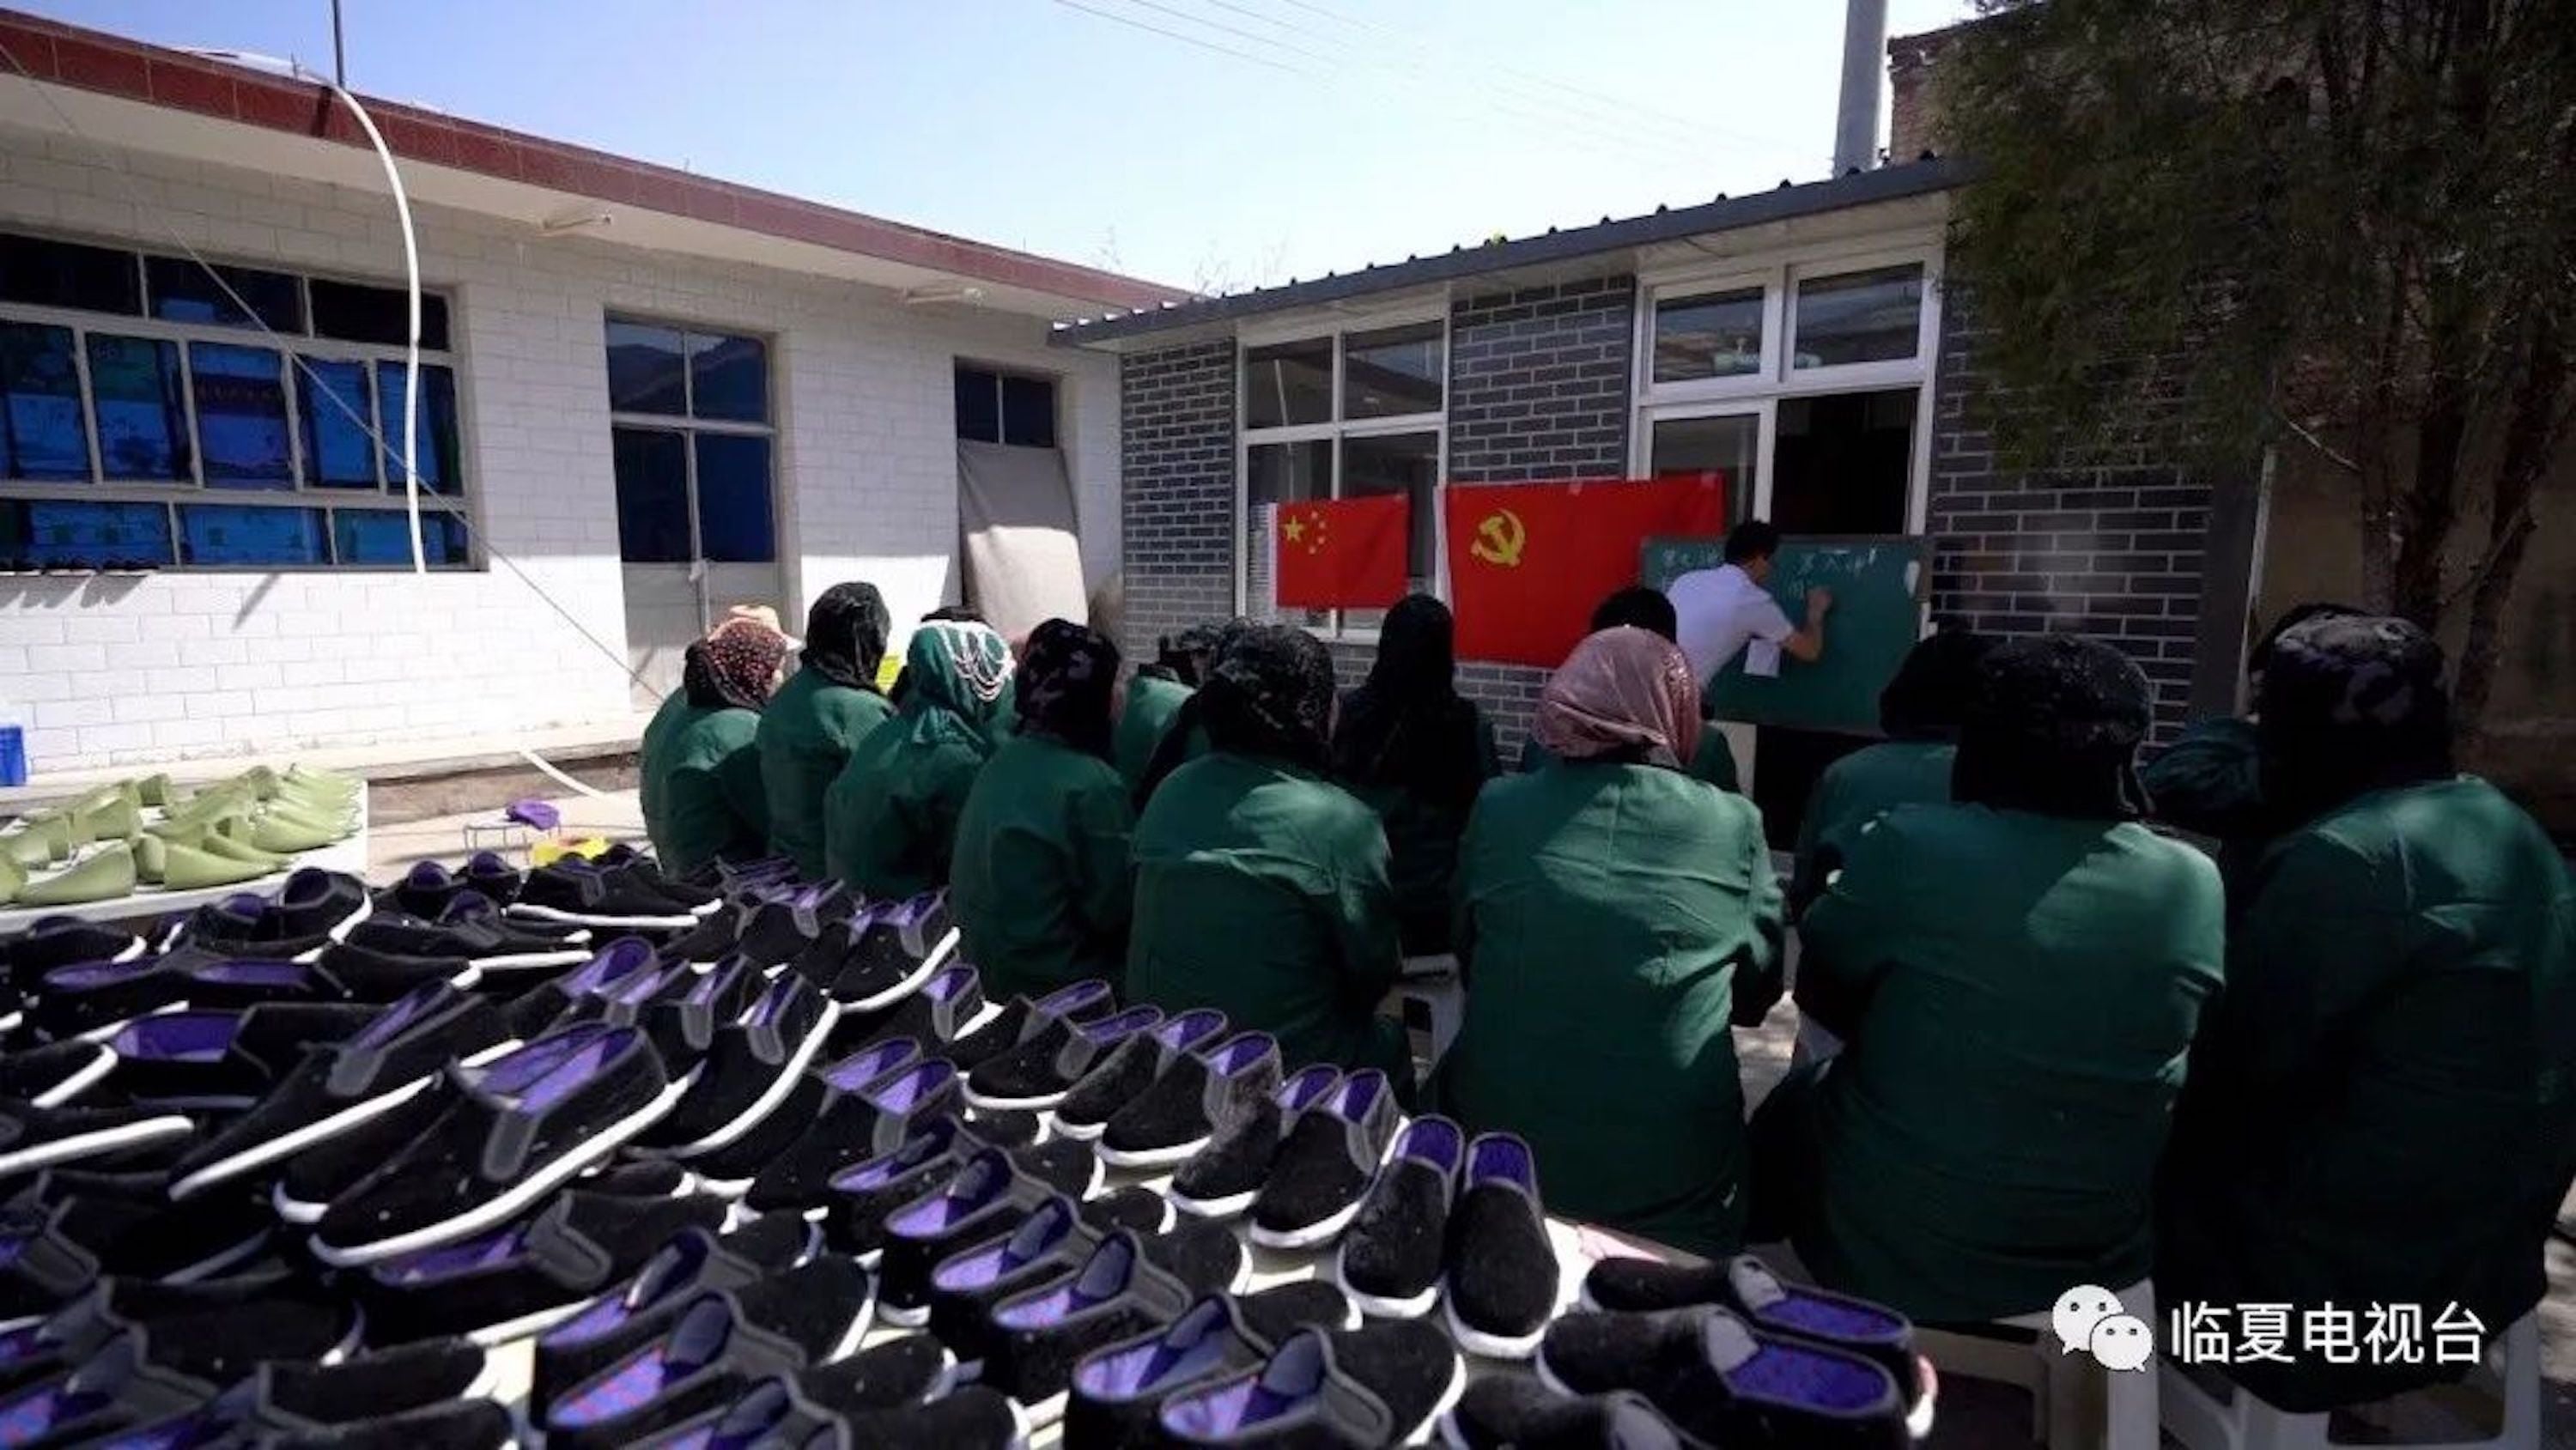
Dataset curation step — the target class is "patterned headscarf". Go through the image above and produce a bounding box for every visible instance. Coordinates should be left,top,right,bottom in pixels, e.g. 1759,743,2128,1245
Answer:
898,619,1014,755
799,583,891,693
1016,619,1121,759
2257,614,2452,826
1331,595,1485,811
1200,625,1337,771
1534,627,1703,770
1878,628,1993,743
1953,634,2151,820
681,616,789,713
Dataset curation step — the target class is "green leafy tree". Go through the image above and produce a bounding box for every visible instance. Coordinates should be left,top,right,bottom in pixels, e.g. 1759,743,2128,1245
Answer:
1941,0,2576,745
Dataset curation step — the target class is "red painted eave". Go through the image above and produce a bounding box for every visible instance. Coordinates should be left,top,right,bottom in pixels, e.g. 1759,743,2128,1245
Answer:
0,7,1190,312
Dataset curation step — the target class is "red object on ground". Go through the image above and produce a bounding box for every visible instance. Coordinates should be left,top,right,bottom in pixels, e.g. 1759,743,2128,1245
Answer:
1273,494,1412,610
1444,475,1728,667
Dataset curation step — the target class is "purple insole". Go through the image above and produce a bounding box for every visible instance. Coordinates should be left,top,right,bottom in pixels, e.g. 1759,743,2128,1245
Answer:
1395,1119,1465,1174
1466,1133,1534,1189
1161,1340,1319,1441
887,1154,1010,1238
404,863,448,890
516,1034,629,1113
110,1013,237,1062
553,1302,731,1429
1277,1063,1338,1110
1156,1010,1227,1053
824,1039,921,1092
1331,1071,1387,1123
865,1060,954,1114
350,986,438,1050
374,1223,529,1286
188,959,308,987
1208,1034,1278,1078
935,1202,1075,1291
830,1121,958,1192
1731,1341,1894,1412
567,940,658,995
477,1026,612,1096
1081,1006,1163,1044
0,1385,111,1444
924,966,974,1005
1077,1301,1230,1399
688,962,746,1010
544,1236,714,1348
44,957,156,990
1760,1294,1907,1343
1037,980,1110,1016
886,893,940,928
996,1237,1133,1329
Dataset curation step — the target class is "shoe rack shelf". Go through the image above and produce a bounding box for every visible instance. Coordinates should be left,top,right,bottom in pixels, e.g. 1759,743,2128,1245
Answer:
0,795,370,935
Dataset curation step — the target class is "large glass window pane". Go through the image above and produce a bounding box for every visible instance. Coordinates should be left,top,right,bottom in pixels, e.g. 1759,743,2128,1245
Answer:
87,335,189,482
0,234,141,314
1342,323,1442,419
332,508,469,567
1246,438,1330,506
374,361,462,494
1654,288,1765,383
0,322,90,482
954,367,999,443
179,505,326,567
1242,338,1333,428
687,331,766,422
605,320,687,416
189,343,293,488
1793,264,1924,369
299,359,378,487
149,257,303,332
0,500,173,569
310,278,451,352
612,427,690,563
1341,431,1440,583
1649,413,1759,524
694,434,775,562
1772,388,1917,534
1000,374,1056,448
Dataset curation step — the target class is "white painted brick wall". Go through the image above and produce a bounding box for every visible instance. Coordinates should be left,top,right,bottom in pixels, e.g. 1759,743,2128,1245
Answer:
0,124,1122,775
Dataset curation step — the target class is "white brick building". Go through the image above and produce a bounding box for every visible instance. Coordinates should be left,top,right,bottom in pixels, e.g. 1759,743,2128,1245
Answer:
0,9,1177,777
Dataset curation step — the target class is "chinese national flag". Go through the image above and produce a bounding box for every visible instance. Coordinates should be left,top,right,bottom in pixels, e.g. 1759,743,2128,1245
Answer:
1274,494,1410,609
1445,475,1727,667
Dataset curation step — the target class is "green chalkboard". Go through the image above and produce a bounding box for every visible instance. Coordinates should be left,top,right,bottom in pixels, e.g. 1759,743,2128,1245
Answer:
1640,534,1933,736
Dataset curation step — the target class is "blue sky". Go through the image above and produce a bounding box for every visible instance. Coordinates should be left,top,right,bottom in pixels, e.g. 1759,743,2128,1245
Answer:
25,0,1978,290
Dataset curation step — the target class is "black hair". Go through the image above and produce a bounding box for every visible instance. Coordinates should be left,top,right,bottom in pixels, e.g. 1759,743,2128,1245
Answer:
1878,628,1994,742
921,605,985,624
1589,586,1680,643
2249,602,2363,677
1723,520,1783,566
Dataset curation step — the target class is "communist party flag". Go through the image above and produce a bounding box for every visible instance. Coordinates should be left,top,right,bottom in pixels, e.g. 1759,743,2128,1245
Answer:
1445,475,1727,667
1274,494,1410,609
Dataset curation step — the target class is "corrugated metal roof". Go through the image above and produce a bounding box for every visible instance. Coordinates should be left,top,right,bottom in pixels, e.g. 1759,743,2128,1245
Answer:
1048,156,1965,348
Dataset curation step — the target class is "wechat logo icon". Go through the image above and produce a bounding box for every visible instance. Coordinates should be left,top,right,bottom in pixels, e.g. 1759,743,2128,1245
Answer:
2050,1283,2154,1373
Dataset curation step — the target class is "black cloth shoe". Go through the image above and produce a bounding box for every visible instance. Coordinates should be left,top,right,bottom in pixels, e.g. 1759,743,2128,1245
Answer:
342,907,591,974
1441,1131,1554,1360
965,1004,1163,1113
507,861,711,932
656,907,743,966
495,937,660,1039
832,962,988,1056
0,1334,223,1447
0,1099,192,1180
1053,1007,1228,1141
250,1334,489,1428
350,1188,722,1345
948,979,1116,1072
531,1216,813,1408
33,950,342,1043
311,1024,682,1266
0,1041,112,1109
625,952,762,1074
310,938,482,1002
796,1332,953,1415
733,889,829,972
386,855,519,918
1170,1320,1461,1447
1247,1069,1399,1251
595,850,724,912
1062,1284,1358,1450
820,894,957,1011
257,1398,513,1448
687,1033,921,1192
875,1145,1060,1321
1581,1254,1923,1411
841,1384,1025,1450
0,1265,350,1397
1334,1115,1462,1321
1537,1306,1908,1450
22,1173,270,1282
169,983,510,1200
735,1053,961,1211
1078,1186,1175,1237
1444,1376,1708,1450
984,1229,1197,1421
625,1377,840,1450
3,919,145,995
1169,1062,1340,1222
821,1119,973,1259
920,1194,1097,1353
0,1207,99,1326
1101,1031,1283,1172
636,971,840,1156
93,1010,275,1111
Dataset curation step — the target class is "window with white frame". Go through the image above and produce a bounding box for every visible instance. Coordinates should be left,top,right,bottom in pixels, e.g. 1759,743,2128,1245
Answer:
1240,319,1443,634
605,319,776,567
0,230,471,571
955,363,1058,448
1634,248,1937,539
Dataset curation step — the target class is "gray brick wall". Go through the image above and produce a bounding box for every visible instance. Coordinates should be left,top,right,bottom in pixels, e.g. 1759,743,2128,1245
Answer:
1925,286,2218,740
1323,641,1549,762
1121,341,1237,651
1446,274,1635,482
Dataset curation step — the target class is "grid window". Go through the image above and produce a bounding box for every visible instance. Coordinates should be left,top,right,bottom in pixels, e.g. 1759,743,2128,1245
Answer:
607,318,775,567
954,364,1059,449
0,229,473,572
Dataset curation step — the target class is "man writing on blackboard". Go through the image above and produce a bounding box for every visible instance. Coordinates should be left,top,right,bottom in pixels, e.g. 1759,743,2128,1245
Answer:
1669,520,1832,687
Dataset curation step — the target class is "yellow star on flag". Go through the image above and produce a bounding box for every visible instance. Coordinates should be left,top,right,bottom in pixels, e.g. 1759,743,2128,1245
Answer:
1283,516,1305,543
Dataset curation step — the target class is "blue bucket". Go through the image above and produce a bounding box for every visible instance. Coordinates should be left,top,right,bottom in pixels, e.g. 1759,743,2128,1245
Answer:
0,726,24,788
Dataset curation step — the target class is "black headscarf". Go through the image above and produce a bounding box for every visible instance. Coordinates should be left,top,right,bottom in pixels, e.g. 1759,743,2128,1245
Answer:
1590,586,1680,642
1878,628,1994,743
800,582,890,693
1016,619,1121,760
1139,622,1228,687
679,618,789,713
1200,624,1337,773
2257,614,2453,828
1953,634,2152,820
2248,601,2364,694
1330,595,1485,812
1133,618,1260,807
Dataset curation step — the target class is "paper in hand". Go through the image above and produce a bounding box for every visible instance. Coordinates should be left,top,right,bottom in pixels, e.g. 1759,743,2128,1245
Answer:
1745,640,1783,678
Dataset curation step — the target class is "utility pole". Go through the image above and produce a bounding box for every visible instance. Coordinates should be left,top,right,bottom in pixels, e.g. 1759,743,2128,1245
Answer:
331,0,347,87
1832,0,1889,174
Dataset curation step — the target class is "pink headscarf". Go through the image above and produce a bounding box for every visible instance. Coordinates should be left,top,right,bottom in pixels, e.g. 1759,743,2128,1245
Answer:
1534,626,1704,769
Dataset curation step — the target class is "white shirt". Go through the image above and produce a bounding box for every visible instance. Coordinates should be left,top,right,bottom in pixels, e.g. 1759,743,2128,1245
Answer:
1670,563,1795,686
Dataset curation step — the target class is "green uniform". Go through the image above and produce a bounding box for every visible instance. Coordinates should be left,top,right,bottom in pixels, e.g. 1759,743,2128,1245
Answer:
1789,740,1954,911
2158,778,2576,1411
1128,752,1409,1083
639,701,769,877
1115,676,1194,790
755,669,893,879
1758,804,2225,1321
951,734,1135,1001
1352,709,1498,956
823,720,984,900
1432,763,1783,1257
2139,716,2264,839
1520,722,1740,792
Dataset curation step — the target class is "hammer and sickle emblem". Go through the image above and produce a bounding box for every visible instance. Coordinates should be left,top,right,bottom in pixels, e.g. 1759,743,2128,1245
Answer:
1470,508,1527,567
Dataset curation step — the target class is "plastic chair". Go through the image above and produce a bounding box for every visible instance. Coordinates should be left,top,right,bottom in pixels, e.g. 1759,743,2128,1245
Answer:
1396,956,1464,1069
2158,1313,2539,1450
1912,1277,2160,1450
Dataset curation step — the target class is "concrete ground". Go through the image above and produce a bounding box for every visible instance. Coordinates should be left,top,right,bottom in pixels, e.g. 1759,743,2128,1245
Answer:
368,789,2574,1447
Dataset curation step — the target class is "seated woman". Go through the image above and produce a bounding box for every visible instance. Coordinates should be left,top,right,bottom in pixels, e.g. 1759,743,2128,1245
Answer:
951,621,1135,1000
823,617,1012,898
1519,587,1739,791
1433,626,1783,1257
1329,596,1498,956
1128,625,1409,1084
1115,622,1219,792
641,615,791,876
2159,616,2576,1413
1788,628,1989,914
1747,635,2225,1322
755,583,894,880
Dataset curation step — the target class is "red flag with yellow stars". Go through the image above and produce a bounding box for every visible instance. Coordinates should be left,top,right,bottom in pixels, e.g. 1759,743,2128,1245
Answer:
1445,475,1727,666
1274,494,1410,609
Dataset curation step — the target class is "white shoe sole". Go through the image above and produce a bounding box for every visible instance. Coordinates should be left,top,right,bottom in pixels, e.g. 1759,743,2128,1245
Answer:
1400,1354,1470,1445
31,1047,118,1109
837,931,958,1014
1329,1242,1440,1320
469,948,596,973
1168,1184,1259,1221
659,1006,842,1158
1246,1194,1367,1252
167,1037,524,1203
0,1111,192,1178
307,1071,692,1267
507,902,698,931
1093,1133,1209,1171
878,1300,933,1329
466,1297,593,1348
963,1084,1071,1114
1045,1113,1107,1142
1443,1292,1547,1362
